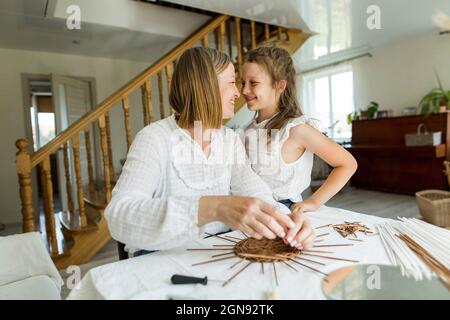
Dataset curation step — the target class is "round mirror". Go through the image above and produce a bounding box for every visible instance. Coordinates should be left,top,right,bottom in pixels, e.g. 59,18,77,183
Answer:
322,264,450,300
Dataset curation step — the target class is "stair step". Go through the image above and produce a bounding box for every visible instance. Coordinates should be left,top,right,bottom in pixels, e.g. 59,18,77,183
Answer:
39,213,73,259
83,177,118,210
58,206,100,233
84,189,108,210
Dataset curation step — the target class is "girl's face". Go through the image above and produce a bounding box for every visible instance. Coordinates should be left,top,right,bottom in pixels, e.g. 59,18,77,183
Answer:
242,62,281,116
217,63,240,119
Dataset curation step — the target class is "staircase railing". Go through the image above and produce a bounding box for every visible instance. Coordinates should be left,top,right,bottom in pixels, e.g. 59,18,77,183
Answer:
15,13,307,258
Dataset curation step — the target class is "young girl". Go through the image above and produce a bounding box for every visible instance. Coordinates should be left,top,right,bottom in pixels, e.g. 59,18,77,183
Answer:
242,46,358,250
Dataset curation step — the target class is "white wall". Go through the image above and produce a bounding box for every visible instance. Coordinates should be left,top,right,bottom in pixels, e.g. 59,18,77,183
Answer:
353,31,450,115
0,47,156,224
228,31,450,128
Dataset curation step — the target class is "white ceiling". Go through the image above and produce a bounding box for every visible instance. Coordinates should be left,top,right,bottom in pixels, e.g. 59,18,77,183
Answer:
160,0,312,31
164,0,450,64
297,0,450,63
0,0,209,62
0,0,449,63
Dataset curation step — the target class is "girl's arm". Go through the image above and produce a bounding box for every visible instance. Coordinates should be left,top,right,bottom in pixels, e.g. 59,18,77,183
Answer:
283,124,357,249
290,123,358,211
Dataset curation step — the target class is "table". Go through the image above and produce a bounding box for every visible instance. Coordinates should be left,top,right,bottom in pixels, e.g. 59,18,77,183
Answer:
67,206,392,300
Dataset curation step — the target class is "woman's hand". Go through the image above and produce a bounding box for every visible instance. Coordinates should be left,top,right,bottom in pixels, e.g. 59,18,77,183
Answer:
199,196,296,240
283,201,318,249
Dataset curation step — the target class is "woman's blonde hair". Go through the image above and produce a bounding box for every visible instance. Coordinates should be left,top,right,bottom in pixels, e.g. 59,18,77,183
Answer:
169,47,231,129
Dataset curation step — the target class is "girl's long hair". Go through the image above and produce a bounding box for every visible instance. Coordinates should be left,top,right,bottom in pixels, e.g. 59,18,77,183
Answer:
245,45,303,139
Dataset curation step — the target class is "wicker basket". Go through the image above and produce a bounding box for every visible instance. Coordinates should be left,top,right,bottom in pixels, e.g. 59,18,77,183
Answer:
415,190,450,227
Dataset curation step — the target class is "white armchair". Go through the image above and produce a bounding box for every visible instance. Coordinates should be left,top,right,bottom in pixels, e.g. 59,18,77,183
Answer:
0,232,63,300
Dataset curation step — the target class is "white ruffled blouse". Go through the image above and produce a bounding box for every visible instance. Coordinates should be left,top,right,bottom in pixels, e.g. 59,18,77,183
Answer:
245,115,314,202
105,115,288,252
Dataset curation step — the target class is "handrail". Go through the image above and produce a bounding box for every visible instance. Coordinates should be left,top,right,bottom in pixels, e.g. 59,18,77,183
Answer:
30,14,230,167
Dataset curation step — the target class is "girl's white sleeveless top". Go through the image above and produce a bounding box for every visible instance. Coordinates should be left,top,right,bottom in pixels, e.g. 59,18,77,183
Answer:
245,115,314,202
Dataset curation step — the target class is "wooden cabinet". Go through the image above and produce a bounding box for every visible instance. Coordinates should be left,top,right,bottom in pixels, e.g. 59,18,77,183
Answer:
346,112,449,194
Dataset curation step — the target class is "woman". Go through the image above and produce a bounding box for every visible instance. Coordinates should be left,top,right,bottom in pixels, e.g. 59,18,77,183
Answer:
104,47,315,253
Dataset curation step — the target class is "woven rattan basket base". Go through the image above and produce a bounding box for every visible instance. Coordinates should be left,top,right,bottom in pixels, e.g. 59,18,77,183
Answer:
234,238,300,262
415,190,450,228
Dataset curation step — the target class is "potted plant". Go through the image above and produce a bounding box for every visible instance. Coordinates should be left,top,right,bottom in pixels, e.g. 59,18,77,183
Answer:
347,111,358,125
367,101,379,118
419,71,450,117
347,101,380,124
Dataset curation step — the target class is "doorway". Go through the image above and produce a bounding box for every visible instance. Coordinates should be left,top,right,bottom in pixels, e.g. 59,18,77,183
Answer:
21,74,98,231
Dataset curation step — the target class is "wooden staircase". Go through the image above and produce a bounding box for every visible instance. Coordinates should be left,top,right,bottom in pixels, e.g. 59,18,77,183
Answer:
14,12,311,270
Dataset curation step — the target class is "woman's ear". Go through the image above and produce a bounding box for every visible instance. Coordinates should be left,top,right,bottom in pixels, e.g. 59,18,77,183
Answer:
278,80,287,94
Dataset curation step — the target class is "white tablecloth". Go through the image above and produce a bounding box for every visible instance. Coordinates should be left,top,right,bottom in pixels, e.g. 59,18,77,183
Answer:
67,206,393,300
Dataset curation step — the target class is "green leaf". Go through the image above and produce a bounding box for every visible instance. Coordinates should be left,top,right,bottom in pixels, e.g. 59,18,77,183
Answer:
434,68,445,92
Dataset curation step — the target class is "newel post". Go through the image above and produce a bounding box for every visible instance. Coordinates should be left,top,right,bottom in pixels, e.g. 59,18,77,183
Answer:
15,139,35,232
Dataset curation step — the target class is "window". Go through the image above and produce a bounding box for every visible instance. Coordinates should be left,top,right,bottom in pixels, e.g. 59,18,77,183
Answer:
297,0,352,63
30,94,56,151
300,64,354,142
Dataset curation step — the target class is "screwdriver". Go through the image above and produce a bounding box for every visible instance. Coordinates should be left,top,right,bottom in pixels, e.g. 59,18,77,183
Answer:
170,274,224,285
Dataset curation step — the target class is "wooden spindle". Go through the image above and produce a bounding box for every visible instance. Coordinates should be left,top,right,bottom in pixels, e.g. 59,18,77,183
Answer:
165,64,172,95
84,129,95,195
235,17,243,76
99,115,112,203
277,27,282,40
214,28,220,49
38,164,49,223
202,33,209,47
227,19,233,61
141,79,153,126
165,64,173,115
219,21,226,52
141,88,149,126
157,70,165,119
121,96,132,151
71,135,87,227
284,29,290,41
62,143,74,214
15,139,35,232
250,20,256,49
41,157,58,254
264,24,270,41
104,113,115,182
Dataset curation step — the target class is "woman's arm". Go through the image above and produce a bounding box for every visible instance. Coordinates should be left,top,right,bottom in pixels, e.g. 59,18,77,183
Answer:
105,126,204,251
214,131,297,238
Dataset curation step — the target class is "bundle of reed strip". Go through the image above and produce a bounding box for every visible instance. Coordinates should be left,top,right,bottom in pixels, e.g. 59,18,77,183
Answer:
332,221,372,239
376,217,450,286
398,233,450,290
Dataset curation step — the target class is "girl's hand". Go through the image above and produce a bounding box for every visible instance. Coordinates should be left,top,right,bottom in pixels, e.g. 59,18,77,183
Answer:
283,201,318,249
291,200,318,216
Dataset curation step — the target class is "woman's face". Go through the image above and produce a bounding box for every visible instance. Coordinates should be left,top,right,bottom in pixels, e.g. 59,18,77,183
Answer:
242,62,280,115
217,63,240,119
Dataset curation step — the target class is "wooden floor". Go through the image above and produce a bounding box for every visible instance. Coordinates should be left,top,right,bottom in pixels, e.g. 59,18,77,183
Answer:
1,186,421,299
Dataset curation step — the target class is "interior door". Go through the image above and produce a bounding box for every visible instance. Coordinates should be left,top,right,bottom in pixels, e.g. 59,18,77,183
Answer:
51,75,94,213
